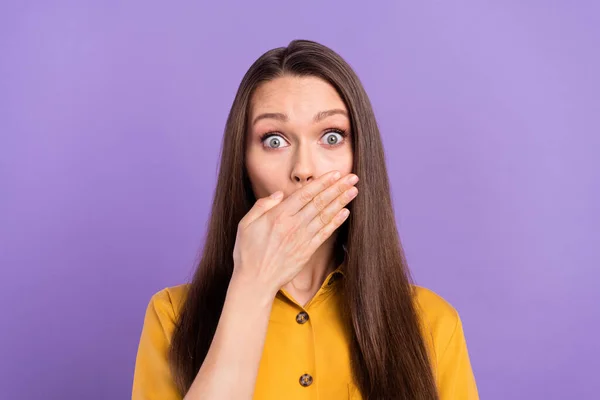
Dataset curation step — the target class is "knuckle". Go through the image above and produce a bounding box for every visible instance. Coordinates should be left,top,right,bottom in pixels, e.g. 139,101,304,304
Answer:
299,189,313,204
280,224,297,242
255,197,269,208
313,193,326,212
272,215,295,237
318,210,330,227
272,212,286,227
340,194,350,206
317,226,330,242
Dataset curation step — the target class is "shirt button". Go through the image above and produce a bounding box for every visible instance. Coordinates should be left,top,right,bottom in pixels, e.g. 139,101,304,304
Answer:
296,311,309,324
299,373,313,387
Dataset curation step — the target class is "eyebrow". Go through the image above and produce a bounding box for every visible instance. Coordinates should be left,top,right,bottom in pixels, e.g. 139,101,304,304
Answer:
252,108,348,126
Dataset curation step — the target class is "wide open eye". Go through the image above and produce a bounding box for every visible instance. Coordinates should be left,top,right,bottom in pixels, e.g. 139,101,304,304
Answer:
321,129,348,147
322,131,344,146
261,133,289,149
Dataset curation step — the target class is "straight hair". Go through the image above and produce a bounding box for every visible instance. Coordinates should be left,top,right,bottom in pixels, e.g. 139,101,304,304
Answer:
169,39,439,400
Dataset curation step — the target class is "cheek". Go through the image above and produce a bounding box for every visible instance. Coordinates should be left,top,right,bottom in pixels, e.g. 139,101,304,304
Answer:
321,148,353,175
342,152,354,174
245,154,283,197
341,145,354,173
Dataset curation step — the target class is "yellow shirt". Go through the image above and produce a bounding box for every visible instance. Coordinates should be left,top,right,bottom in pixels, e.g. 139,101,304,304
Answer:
132,268,479,399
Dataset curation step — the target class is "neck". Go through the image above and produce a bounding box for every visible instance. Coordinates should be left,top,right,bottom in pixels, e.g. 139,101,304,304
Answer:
280,233,339,306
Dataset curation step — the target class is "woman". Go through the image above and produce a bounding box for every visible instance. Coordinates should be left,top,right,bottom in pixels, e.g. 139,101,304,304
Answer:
132,39,479,400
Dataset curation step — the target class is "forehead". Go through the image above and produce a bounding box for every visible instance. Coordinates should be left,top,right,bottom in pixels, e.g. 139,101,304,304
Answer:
249,75,347,117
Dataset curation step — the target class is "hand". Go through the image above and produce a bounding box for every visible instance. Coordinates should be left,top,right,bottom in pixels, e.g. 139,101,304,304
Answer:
231,170,359,296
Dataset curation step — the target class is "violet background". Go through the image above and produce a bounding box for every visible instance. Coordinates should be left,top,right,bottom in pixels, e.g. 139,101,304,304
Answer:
1,1,598,399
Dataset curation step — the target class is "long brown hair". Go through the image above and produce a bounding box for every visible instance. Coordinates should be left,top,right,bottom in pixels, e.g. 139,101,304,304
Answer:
169,39,438,400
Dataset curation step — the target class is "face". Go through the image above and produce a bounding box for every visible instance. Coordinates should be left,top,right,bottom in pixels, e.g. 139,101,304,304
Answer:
245,75,353,200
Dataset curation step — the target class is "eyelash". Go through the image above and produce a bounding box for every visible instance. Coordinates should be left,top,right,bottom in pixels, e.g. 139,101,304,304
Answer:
259,128,349,150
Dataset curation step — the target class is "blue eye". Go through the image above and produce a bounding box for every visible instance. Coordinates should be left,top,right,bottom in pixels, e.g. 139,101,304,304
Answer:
261,134,287,149
322,131,344,146
259,129,348,150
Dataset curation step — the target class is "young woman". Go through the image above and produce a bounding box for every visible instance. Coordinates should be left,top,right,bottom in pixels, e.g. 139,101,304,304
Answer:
132,39,479,400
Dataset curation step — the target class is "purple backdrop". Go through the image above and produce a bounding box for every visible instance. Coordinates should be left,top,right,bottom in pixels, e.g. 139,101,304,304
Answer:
1,1,598,399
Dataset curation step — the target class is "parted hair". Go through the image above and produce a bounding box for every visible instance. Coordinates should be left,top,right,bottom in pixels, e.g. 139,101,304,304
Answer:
169,39,438,400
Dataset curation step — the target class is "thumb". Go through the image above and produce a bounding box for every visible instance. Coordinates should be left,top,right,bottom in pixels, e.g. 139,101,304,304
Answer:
239,191,284,228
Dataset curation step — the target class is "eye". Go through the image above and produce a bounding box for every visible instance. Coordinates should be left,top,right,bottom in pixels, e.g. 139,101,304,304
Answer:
259,129,348,150
261,133,289,149
321,130,346,146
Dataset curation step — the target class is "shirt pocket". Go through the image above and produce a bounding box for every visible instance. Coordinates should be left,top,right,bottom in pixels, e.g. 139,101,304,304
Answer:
348,382,362,399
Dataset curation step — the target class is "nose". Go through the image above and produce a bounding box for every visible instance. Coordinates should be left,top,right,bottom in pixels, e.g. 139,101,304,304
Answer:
293,173,314,183
291,145,315,184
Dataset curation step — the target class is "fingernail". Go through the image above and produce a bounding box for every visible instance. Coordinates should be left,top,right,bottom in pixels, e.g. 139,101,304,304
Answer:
270,191,283,199
332,171,341,181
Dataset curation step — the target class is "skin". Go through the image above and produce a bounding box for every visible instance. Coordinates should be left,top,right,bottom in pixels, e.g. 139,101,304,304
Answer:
245,75,354,306
184,76,357,399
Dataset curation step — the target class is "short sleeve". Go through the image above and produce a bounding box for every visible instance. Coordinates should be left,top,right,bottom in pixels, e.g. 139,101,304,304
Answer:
436,312,479,400
132,289,182,400
413,286,479,400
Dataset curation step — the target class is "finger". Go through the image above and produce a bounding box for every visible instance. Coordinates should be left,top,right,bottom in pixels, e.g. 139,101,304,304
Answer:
275,170,343,217
305,185,357,236
305,208,350,255
296,172,359,223
238,191,284,229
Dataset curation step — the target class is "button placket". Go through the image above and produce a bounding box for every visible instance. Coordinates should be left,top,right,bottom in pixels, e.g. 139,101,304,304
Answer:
295,309,314,389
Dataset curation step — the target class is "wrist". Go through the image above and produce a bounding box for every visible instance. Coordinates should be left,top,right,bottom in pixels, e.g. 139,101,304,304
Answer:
228,270,278,308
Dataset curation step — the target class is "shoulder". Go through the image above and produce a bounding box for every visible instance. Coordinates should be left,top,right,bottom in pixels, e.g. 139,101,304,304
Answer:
412,285,459,328
411,285,462,362
411,285,480,397
133,284,191,398
146,283,191,320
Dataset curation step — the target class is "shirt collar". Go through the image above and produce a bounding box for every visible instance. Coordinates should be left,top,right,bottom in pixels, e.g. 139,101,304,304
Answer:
326,261,346,287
